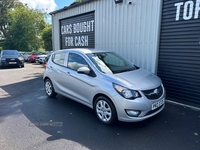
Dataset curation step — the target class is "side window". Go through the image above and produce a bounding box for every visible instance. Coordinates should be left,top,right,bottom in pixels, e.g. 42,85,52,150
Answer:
52,52,66,66
67,53,88,71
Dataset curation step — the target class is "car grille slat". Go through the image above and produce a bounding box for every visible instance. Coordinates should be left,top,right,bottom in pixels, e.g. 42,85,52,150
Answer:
142,85,163,100
6,58,17,62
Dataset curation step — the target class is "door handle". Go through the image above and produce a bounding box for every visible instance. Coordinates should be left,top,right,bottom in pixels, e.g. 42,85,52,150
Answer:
49,66,58,72
57,69,65,74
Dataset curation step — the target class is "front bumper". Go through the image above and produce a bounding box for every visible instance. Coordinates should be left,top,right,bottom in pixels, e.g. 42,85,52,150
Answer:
35,59,39,63
39,58,45,63
0,58,24,67
111,86,166,122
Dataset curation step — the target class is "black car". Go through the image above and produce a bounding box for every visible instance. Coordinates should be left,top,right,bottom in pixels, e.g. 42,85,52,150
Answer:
0,50,24,68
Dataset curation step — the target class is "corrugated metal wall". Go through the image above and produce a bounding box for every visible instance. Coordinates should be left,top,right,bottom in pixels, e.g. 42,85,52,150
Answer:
51,0,162,73
158,0,200,106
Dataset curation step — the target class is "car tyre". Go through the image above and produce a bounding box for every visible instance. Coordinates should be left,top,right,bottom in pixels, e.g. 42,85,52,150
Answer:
44,79,57,98
18,64,24,68
94,96,117,125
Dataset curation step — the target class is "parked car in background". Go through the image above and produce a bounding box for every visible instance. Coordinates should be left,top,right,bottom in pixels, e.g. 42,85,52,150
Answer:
43,51,53,68
43,49,166,125
28,52,46,63
35,53,47,64
0,50,24,68
28,52,39,63
19,52,26,56
22,52,32,62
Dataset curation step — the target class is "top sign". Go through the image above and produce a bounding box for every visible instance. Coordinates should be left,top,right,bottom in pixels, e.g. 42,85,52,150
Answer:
60,12,95,49
174,0,200,21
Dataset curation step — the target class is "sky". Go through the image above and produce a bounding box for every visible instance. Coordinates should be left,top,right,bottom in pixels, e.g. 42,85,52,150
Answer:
19,0,74,13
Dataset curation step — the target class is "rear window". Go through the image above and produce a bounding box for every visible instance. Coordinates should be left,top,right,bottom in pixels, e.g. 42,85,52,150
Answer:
52,52,66,66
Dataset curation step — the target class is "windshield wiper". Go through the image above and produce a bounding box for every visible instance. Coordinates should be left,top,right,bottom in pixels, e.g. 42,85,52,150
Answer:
114,68,135,73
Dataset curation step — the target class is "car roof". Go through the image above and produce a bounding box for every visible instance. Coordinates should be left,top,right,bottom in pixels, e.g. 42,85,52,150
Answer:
2,50,18,52
55,48,111,54
1,50,19,54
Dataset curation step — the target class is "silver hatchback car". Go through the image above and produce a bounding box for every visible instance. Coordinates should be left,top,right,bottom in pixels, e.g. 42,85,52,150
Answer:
43,49,166,125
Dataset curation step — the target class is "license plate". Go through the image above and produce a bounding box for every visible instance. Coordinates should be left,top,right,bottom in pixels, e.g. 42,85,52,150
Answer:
152,99,165,110
9,62,17,64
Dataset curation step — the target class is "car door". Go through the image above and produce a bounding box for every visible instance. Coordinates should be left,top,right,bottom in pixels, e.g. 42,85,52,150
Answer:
61,52,96,106
49,52,68,93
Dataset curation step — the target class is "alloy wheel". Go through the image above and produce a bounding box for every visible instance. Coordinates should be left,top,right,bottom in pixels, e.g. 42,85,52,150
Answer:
94,96,117,125
96,100,112,122
45,80,52,96
44,79,57,97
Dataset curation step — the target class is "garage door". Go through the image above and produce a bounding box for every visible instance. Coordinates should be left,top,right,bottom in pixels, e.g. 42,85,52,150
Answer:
158,0,200,106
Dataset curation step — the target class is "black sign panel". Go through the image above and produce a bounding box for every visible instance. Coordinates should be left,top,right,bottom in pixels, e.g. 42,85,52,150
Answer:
60,11,95,49
158,0,200,106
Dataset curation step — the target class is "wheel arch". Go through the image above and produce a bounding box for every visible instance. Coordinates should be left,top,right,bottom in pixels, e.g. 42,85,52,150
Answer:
43,76,54,88
44,76,50,81
92,93,118,120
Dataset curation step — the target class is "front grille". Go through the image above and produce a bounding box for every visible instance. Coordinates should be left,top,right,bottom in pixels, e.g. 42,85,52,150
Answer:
6,58,16,62
142,85,163,100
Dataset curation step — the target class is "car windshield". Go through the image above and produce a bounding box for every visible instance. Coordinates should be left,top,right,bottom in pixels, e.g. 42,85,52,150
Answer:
87,52,137,74
2,50,18,55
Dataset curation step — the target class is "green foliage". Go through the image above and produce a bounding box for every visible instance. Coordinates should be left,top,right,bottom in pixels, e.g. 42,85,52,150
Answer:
0,0,16,38
70,0,83,5
42,25,52,51
38,47,45,52
3,3,46,52
0,39,5,50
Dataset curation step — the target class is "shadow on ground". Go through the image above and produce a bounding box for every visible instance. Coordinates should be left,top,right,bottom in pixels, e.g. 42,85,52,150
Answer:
0,76,199,150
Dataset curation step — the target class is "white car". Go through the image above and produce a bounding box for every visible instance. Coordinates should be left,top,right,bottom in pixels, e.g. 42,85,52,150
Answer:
22,52,32,62
35,54,47,64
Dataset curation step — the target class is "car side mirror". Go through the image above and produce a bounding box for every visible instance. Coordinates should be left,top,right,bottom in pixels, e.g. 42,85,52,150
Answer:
77,67,90,74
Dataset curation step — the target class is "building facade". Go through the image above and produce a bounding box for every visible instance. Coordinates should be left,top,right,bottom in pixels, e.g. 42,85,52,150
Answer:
50,0,200,106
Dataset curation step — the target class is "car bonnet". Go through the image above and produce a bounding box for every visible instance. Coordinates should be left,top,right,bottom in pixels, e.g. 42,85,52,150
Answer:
108,69,161,90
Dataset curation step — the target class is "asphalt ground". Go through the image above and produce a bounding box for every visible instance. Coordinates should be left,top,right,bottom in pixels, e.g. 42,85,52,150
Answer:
0,63,200,150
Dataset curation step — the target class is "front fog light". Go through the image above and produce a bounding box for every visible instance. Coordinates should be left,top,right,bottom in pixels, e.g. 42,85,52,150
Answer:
125,110,141,117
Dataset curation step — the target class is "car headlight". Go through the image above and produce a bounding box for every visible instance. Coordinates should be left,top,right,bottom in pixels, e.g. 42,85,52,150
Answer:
113,83,141,99
18,57,24,61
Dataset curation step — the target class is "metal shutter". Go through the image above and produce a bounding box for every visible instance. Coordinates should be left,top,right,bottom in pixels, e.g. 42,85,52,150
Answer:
158,0,200,106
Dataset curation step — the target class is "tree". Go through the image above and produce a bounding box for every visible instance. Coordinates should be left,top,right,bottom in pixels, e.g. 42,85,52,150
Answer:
42,25,52,51
0,0,17,38
75,0,83,2
70,0,83,5
3,3,46,52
